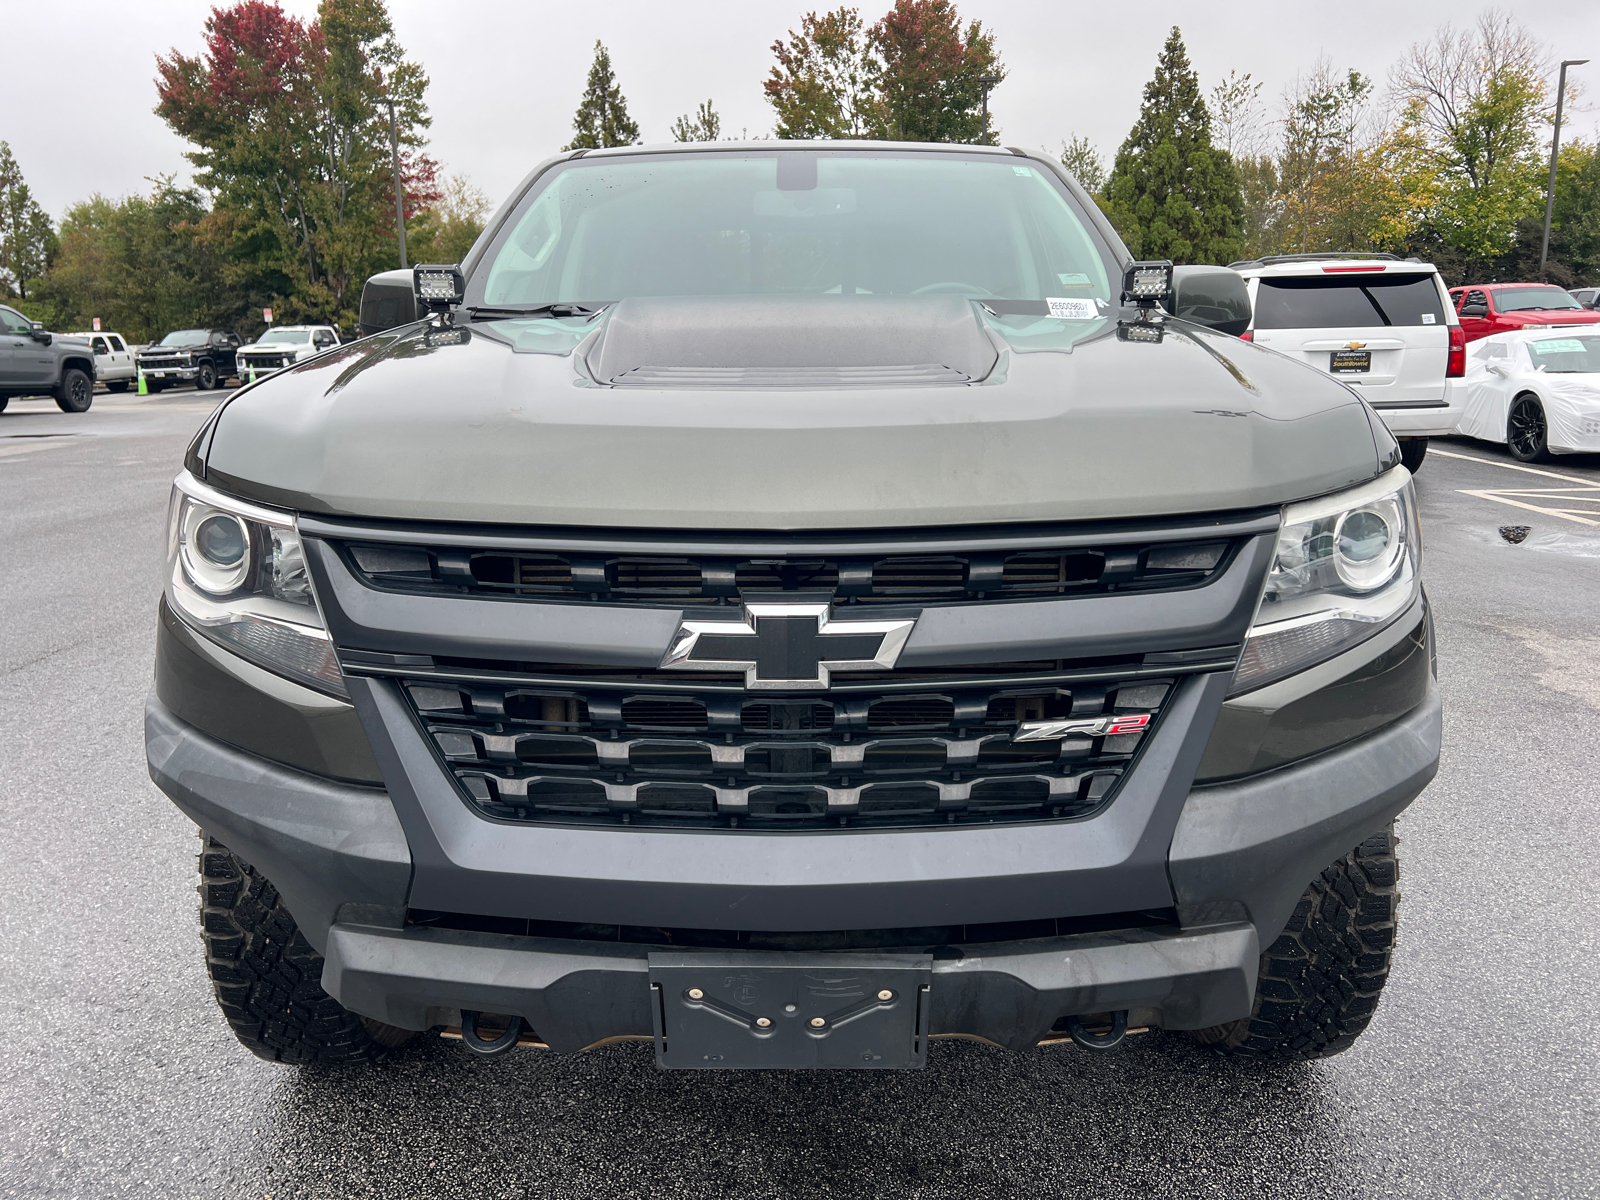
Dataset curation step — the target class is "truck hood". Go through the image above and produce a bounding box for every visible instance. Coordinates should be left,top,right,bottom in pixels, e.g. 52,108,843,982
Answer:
202,298,1390,531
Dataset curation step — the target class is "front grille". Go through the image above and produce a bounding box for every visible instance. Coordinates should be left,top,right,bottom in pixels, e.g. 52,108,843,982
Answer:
344,538,1233,608
405,672,1175,832
241,354,287,369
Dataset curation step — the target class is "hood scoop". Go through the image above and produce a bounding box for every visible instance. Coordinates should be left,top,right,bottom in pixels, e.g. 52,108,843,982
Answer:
586,294,998,388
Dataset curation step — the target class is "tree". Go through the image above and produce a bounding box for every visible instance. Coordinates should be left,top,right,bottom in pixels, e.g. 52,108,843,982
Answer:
672,100,722,143
564,42,640,150
32,180,242,341
869,0,1003,144
765,8,884,139
1103,27,1244,263
1059,135,1106,194
1391,13,1547,262
406,173,490,266
0,142,58,301
156,0,439,327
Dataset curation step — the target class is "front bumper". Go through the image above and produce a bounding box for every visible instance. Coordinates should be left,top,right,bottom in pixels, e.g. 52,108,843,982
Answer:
139,364,199,380
146,669,1439,1051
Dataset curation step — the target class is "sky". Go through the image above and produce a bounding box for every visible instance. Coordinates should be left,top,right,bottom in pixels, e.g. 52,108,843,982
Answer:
9,0,1600,218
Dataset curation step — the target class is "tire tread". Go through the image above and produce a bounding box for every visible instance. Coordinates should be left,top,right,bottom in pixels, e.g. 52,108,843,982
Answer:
1190,824,1400,1060
196,834,412,1065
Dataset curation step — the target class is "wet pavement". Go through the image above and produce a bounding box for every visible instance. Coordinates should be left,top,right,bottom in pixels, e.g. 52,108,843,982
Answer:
2,397,1597,1198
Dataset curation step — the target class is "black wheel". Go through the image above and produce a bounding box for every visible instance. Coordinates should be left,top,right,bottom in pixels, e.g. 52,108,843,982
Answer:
196,361,217,391
106,380,130,393
147,380,166,393
198,834,417,1065
1398,438,1427,473
1190,824,1399,1061
54,368,93,412
1507,394,1548,462
0,397,8,413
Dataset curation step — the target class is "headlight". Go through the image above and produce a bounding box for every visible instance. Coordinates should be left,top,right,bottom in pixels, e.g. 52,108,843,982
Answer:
1232,466,1421,694
165,473,345,697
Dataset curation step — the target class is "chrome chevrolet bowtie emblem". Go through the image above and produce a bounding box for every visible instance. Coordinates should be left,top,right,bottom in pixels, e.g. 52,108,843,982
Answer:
661,601,915,690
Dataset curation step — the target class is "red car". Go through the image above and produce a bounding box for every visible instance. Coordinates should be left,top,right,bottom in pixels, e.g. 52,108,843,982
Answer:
1450,282,1600,342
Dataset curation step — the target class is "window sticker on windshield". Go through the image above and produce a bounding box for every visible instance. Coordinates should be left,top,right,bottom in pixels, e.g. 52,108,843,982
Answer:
1047,297,1097,320
1056,273,1091,287
1012,165,1032,177
1421,313,1436,324
1532,339,1586,354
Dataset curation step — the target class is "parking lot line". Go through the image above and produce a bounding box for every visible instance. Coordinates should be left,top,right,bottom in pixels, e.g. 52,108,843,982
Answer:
1456,489,1600,526
1430,447,1598,485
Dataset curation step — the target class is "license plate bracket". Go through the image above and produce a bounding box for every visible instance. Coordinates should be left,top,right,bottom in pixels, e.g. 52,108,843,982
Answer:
649,951,932,1070
1330,349,1372,373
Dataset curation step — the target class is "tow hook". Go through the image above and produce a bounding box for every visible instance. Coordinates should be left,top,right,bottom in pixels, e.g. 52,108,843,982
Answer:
1067,1010,1129,1051
458,1010,526,1057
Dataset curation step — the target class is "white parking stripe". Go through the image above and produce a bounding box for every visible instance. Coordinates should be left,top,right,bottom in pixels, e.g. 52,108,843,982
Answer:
1431,447,1598,485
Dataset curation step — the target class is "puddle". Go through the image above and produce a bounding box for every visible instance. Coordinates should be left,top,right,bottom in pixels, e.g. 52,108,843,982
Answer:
1464,526,1600,557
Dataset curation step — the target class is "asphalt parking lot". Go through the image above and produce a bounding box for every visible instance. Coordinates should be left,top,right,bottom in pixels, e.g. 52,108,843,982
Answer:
2,390,1598,1199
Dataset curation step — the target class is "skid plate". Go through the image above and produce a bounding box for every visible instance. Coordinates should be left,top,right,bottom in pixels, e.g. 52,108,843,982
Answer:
649,951,932,1070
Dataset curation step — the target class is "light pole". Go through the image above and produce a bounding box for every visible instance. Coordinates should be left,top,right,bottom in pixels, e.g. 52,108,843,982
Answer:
384,97,408,270
978,75,1002,144
1539,58,1588,281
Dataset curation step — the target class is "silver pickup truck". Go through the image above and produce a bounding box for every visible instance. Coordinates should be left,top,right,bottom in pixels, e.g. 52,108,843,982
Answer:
147,142,1439,1072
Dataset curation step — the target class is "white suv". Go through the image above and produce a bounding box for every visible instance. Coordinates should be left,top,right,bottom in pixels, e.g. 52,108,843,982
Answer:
1230,254,1464,472
236,325,341,380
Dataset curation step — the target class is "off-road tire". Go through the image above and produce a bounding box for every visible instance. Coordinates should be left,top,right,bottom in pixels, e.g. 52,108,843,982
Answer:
0,397,8,413
1398,437,1427,473
1507,394,1549,462
147,380,166,393
106,380,129,393
198,834,416,1065
196,361,217,391
1190,824,1399,1060
54,368,93,412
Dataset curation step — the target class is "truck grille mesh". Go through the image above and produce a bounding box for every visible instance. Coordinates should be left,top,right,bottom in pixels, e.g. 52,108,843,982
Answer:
404,674,1174,832
344,539,1231,608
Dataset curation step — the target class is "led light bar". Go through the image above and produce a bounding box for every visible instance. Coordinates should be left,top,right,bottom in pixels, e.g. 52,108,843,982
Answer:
413,263,465,311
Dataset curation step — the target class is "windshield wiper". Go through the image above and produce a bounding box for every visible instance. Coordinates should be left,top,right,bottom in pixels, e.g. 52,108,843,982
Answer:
466,303,606,321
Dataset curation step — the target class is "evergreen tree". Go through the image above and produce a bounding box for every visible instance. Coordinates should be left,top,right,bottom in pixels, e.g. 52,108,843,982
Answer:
1103,27,1244,263
0,142,58,301
671,100,721,143
564,42,641,150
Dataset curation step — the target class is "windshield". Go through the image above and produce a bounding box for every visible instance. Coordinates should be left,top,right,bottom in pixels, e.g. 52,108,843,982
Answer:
158,329,208,345
472,152,1114,309
257,330,311,344
1253,274,1446,329
1496,287,1582,313
1525,335,1600,372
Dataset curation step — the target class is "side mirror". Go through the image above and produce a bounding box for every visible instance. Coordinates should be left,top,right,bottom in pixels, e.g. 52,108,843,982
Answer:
1487,360,1511,377
29,322,52,345
1461,303,1487,317
359,268,423,337
1170,266,1251,337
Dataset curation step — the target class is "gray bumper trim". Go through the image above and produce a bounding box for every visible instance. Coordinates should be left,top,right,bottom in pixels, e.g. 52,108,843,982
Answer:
1170,676,1441,947
322,919,1259,1051
145,696,412,954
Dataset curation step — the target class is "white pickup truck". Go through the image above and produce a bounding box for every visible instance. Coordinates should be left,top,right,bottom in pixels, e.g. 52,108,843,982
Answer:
236,325,341,380
71,331,137,392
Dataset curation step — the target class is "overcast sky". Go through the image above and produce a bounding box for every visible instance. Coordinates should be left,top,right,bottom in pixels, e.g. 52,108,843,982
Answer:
11,0,1600,217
